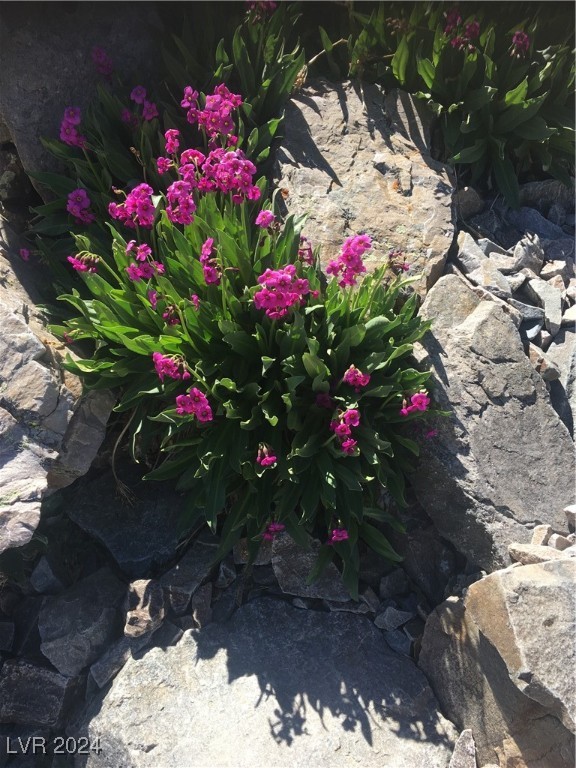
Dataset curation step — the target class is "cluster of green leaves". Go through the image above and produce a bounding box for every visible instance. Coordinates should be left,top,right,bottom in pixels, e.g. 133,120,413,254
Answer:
27,1,304,296
53,190,431,598
345,2,575,206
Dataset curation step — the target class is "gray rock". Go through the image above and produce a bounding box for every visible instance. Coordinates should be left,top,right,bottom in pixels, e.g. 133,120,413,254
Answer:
547,533,572,551
191,582,213,628
29,555,64,595
519,180,575,214
124,579,165,638
448,729,477,768
519,317,544,342
547,329,576,434
147,620,183,649
411,274,575,572
531,525,553,546
508,543,566,565
90,633,152,689
528,343,561,382
542,237,575,261
540,258,574,282
324,598,371,614
274,80,454,295
505,272,526,292
547,202,566,226
233,537,272,565
0,150,33,203
476,238,509,257
73,599,457,767
215,557,237,589
507,207,566,241
467,260,511,298
525,277,563,336
454,187,483,220
507,298,545,323
67,468,188,578
565,504,576,530
562,304,576,326
0,3,162,199
374,606,414,631
272,533,350,602
454,232,484,273
420,562,576,768
512,234,545,273
0,660,83,727
379,568,409,599
403,616,426,644
382,628,413,656
159,538,216,614
38,567,126,676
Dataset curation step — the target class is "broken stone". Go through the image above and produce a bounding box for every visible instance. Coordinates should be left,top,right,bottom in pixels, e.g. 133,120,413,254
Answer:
542,238,575,261
360,587,380,613
374,606,414,631
531,524,553,546
539,330,553,351
468,260,511,298
547,533,572,551
379,568,409,600
504,272,527,292
448,729,477,768
512,233,545,273
455,231,485,273
540,259,574,282
324,599,371,615
507,298,545,323
124,579,165,638
215,557,236,589
508,208,566,241
519,317,544,342
233,537,272,566
564,504,576,531
525,278,563,336
0,621,15,652
561,304,576,326
508,543,565,565
191,583,213,628
548,202,567,226
159,538,216,614
271,533,350,602
90,633,152,689
147,621,183,649
528,343,561,381
382,628,412,656
476,238,509,257
454,187,484,219
402,616,426,644
29,555,65,595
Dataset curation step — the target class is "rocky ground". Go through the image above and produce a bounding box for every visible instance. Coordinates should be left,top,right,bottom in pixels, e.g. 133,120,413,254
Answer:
0,72,574,768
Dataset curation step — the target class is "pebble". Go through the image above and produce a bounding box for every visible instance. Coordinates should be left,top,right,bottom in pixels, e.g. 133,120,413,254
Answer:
547,534,573,551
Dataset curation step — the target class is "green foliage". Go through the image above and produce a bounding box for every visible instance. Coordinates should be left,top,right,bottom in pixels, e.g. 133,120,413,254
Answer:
347,2,575,206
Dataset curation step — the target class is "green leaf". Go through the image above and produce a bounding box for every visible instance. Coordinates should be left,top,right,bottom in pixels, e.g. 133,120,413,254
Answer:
491,154,520,209
359,522,402,562
504,77,528,106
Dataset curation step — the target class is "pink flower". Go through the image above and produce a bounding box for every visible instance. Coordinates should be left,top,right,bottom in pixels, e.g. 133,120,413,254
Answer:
341,438,358,455
142,101,159,121
130,85,147,105
342,365,370,392
67,254,98,273
156,157,172,174
110,183,156,229
176,387,213,422
254,265,310,319
425,429,438,439
121,108,139,130
255,209,276,228
126,263,143,281
298,235,314,265
148,290,158,309
327,528,349,545
162,305,180,325
67,189,95,225
63,107,81,125
190,294,200,310
256,445,277,467
341,409,360,427
92,46,113,76
164,129,180,155
152,352,190,382
262,521,284,540
410,392,431,412
465,20,480,39
59,110,87,148
511,30,530,57
326,234,371,288
19,248,30,261
443,6,462,35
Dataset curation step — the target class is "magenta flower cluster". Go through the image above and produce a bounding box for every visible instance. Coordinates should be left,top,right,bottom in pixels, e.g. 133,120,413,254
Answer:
175,387,213,422
298,235,314,265
327,528,349,545
256,445,278,468
254,264,310,319
67,189,95,225
152,352,191,382
200,238,221,285
130,85,158,121
60,107,87,148
262,521,284,541
511,30,530,58
443,7,480,52
343,364,371,393
67,254,99,273
125,240,164,281
326,234,371,287
166,180,197,226
92,46,113,76
109,183,156,229
443,6,462,35
400,392,431,416
181,83,242,141
330,409,360,455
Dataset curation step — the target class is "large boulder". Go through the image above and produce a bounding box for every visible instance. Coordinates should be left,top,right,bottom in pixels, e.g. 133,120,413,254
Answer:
0,236,113,554
0,3,162,197
274,80,454,293
72,599,458,768
419,558,576,767
411,273,576,571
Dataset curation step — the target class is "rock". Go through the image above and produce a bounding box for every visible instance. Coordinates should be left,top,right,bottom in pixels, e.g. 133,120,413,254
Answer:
0,660,83,727
565,504,576,530
403,616,426,644
507,298,545,323
90,633,152,689
467,260,511,298
507,207,566,241
531,525,553,546
0,3,162,199
274,80,454,295
73,599,457,767
540,259,574,282
215,557,236,589
147,620,183,649
565,278,576,303
508,543,566,565
233,537,272,565
191,582,212,628
11,596,43,657
547,534,572,551
454,232,484,273
159,537,216,614
519,180,575,214
528,343,561,381
546,329,576,434
0,622,15,652
67,467,189,578
512,234,545,273
412,274,575,572
38,567,126,676
324,598,371,614
548,202,566,226
420,561,576,767
505,272,526,292
542,238,575,261
382,628,413,656
561,305,576,326
272,533,350,602
0,150,33,203
374,606,414,631
379,568,409,600
124,579,165,638
360,586,380,612
29,555,65,594
524,278,563,336
539,330,553,351
449,729,477,768
476,238,509,257
454,187,483,219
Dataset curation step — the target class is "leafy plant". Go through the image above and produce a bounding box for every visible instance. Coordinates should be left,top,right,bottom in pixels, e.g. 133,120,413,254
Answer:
347,2,575,206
